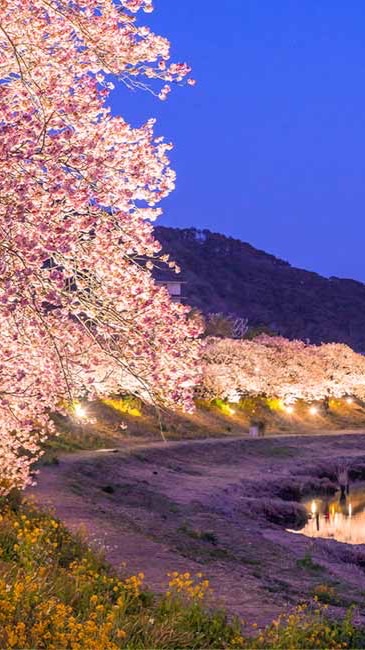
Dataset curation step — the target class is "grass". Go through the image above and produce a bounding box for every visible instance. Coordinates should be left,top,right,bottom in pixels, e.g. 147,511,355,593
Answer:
312,583,340,605
20,391,365,482
0,497,242,649
251,442,297,458
177,524,219,545
174,524,235,563
296,553,324,573
39,396,365,465
0,496,365,648
265,578,290,594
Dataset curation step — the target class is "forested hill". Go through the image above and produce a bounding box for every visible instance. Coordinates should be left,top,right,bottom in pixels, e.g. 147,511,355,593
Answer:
154,226,365,352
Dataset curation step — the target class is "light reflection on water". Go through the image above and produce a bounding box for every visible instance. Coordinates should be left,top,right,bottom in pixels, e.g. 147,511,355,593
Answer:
290,485,365,544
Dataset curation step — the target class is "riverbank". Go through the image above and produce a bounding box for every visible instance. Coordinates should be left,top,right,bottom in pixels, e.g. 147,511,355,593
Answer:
30,433,365,627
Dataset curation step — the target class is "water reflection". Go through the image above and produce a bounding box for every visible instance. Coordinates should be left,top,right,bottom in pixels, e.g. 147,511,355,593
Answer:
291,485,365,544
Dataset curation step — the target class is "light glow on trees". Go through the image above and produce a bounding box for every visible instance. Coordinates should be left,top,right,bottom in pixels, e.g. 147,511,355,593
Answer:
284,405,295,414
74,403,87,419
309,406,318,416
225,389,241,404
0,0,201,494
202,336,365,407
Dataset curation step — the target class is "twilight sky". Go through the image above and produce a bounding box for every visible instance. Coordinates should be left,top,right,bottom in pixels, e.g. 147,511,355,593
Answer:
110,1,365,282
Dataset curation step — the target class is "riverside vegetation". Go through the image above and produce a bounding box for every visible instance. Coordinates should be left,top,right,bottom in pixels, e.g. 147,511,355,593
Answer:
1,496,365,649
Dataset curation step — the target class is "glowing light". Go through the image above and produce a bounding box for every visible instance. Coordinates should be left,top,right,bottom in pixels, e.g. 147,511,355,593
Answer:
349,503,352,518
74,403,86,419
311,500,317,515
226,389,240,404
346,397,353,405
284,405,294,414
229,407,236,415
309,406,318,416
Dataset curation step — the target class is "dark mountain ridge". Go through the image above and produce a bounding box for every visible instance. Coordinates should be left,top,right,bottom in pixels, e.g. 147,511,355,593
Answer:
155,226,365,351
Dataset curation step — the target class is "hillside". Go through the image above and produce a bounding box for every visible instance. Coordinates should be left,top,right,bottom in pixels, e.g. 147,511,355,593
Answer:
155,226,365,351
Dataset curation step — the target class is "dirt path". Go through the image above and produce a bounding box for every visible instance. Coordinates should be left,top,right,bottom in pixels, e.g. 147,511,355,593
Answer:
29,432,365,625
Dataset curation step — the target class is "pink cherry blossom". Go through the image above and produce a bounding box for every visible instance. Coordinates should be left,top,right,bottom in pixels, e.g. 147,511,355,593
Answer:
203,335,365,405
0,0,201,493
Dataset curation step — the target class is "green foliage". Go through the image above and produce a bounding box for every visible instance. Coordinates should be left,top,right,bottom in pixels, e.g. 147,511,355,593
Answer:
296,553,324,573
313,583,340,605
0,501,241,649
248,603,364,649
210,398,236,416
102,396,142,417
238,397,259,414
177,524,218,545
0,500,364,648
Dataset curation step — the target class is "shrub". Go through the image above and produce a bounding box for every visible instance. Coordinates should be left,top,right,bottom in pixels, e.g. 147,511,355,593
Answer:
249,602,364,649
0,502,242,649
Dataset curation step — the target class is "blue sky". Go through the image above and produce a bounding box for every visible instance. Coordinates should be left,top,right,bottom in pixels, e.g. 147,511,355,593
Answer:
110,1,365,281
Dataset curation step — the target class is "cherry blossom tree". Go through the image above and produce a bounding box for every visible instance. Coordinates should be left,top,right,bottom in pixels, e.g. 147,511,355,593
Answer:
0,0,201,493
316,343,365,401
202,335,365,405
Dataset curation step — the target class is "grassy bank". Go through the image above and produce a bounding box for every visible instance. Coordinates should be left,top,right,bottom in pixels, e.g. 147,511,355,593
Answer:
0,497,365,649
44,395,365,460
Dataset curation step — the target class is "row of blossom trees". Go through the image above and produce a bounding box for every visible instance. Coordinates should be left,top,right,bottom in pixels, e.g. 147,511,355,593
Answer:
202,335,365,405
0,0,201,493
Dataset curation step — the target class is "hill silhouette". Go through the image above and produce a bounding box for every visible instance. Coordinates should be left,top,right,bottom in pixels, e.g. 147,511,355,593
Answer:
155,226,365,351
